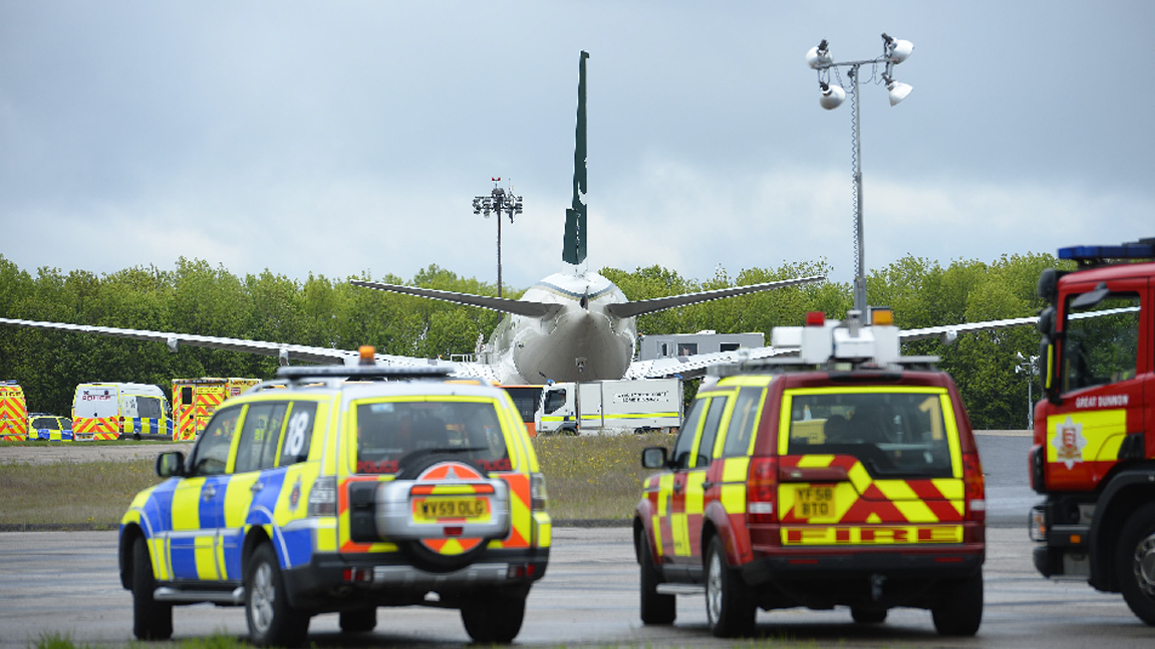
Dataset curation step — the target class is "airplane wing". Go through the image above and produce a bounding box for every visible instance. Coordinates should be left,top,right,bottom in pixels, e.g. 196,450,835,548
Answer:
604,275,825,319
899,316,1039,344
624,345,796,380
0,316,496,379
900,305,1140,344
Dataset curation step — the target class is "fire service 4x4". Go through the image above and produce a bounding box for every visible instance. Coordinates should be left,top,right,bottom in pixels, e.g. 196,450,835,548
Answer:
636,309,986,637
118,352,551,646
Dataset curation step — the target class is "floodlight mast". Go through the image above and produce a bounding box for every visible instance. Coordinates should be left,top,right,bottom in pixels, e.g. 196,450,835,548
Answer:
472,178,524,298
807,34,913,315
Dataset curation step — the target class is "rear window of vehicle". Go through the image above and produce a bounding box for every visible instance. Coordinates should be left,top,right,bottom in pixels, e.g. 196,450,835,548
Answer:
353,399,511,474
31,417,59,430
786,390,953,478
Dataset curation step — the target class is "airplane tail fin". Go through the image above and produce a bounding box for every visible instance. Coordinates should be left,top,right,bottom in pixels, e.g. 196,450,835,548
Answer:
562,51,589,266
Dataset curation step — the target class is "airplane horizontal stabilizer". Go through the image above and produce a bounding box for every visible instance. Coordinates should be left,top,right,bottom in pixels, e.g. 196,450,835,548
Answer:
351,281,562,318
605,275,825,319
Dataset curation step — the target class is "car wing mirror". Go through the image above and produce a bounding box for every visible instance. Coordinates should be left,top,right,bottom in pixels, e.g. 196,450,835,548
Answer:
641,446,668,469
156,451,185,478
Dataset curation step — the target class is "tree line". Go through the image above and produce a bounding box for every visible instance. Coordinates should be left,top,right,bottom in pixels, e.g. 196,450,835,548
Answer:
0,252,1068,429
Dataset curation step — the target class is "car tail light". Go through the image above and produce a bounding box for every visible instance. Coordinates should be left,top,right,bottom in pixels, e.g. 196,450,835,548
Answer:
530,472,548,511
962,451,985,522
747,456,778,523
307,476,337,516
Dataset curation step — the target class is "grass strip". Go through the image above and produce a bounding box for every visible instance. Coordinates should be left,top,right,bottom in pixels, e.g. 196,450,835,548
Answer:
0,434,676,526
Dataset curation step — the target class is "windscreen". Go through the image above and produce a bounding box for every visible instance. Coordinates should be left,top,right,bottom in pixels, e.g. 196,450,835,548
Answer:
355,399,511,474
787,391,952,478
1062,292,1140,392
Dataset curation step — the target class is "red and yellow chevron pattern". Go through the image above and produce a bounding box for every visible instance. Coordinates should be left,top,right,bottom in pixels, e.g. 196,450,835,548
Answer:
0,385,28,441
777,454,964,546
73,416,118,441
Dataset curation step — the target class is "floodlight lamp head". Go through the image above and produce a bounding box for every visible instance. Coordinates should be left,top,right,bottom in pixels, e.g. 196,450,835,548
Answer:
806,39,832,69
885,77,913,106
819,81,845,110
882,33,914,63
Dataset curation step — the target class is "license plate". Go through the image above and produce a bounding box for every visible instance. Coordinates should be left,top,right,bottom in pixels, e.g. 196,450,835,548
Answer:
793,486,836,518
415,497,487,520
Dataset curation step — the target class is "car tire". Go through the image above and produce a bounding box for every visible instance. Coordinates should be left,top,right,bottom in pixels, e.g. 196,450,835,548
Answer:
851,606,887,624
639,535,675,625
131,536,173,640
704,536,755,638
339,608,377,633
1116,502,1155,626
245,543,310,647
931,568,983,636
460,588,526,643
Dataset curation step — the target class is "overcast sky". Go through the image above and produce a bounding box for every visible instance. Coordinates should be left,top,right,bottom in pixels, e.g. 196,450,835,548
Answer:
2,1,1152,292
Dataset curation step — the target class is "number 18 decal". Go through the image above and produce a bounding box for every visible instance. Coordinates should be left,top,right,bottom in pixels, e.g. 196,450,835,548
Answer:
286,410,311,457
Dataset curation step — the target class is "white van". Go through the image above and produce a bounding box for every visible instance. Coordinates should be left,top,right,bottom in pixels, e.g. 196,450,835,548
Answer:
72,383,173,441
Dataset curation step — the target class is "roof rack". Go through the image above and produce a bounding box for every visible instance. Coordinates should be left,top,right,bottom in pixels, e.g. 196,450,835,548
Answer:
274,365,453,383
1058,237,1155,268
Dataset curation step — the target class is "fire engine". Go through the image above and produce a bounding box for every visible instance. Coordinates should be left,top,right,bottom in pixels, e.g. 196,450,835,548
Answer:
1029,237,1155,625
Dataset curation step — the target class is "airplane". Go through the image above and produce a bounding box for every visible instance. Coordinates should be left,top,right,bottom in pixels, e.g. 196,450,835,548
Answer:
0,51,825,385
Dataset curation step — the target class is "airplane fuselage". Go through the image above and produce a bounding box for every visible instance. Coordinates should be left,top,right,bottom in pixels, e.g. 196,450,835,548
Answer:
487,270,635,384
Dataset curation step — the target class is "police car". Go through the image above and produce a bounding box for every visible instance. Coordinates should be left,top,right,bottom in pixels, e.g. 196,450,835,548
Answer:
118,350,551,646
635,310,986,637
26,414,73,441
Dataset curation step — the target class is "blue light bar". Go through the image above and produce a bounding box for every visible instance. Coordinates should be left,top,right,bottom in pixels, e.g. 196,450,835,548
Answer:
1058,242,1155,261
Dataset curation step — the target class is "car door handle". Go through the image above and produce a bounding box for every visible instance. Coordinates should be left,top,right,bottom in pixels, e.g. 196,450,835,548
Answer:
701,481,714,491
673,482,683,494
250,481,264,494
202,484,216,501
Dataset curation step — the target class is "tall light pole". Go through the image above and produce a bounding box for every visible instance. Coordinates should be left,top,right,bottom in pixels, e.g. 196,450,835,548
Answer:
1016,351,1040,429
472,178,523,298
807,34,914,315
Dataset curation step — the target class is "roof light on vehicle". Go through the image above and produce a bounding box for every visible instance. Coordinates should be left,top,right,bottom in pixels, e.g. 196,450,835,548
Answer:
805,311,826,326
870,307,894,327
359,345,376,366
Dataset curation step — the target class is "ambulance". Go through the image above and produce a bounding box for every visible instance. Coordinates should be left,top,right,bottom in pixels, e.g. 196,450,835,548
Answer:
72,383,173,441
0,382,28,442
172,378,261,441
